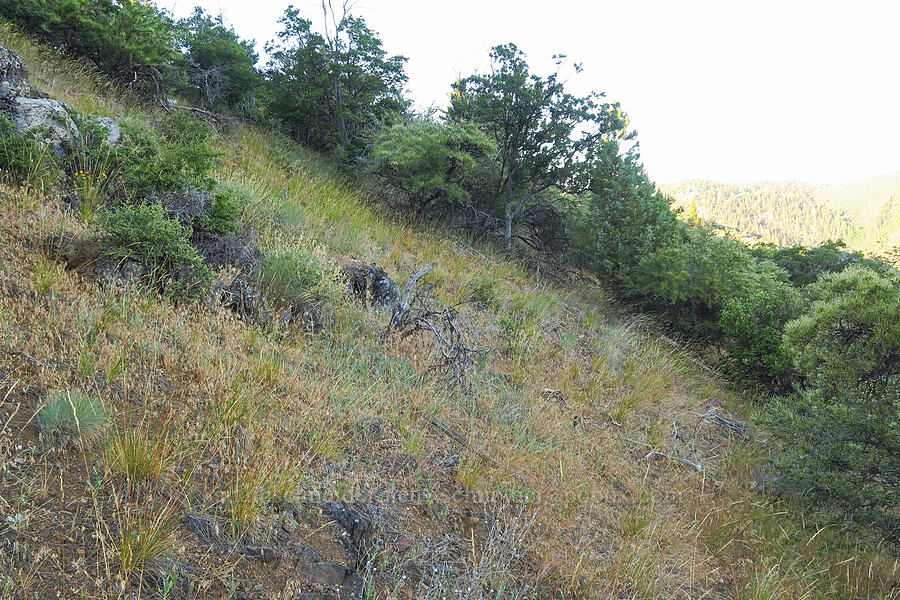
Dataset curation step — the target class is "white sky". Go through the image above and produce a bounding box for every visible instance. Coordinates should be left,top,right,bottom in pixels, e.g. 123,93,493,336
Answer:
159,0,900,185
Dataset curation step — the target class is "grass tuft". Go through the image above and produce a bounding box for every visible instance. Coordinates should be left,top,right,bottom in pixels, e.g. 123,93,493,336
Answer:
37,389,106,441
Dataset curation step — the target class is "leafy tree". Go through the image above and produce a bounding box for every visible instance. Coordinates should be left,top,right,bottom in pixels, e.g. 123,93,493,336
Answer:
569,140,681,278
447,43,629,249
177,8,262,112
0,0,185,99
368,119,495,216
265,5,408,160
769,267,900,539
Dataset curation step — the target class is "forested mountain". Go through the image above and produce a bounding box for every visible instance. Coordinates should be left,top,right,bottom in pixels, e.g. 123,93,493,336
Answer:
661,173,900,250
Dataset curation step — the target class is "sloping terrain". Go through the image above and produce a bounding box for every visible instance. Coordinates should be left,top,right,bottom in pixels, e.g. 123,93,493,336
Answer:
0,28,897,600
662,174,900,251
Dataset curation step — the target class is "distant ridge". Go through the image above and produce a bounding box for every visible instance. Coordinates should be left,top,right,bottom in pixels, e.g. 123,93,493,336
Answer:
660,171,900,251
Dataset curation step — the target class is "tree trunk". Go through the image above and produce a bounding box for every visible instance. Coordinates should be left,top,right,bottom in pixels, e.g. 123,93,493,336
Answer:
505,201,513,250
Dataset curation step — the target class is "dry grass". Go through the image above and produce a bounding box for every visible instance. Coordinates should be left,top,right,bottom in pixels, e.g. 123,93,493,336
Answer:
0,23,897,600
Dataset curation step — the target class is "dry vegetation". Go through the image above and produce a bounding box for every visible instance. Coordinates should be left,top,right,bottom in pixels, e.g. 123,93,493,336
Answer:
1,26,898,600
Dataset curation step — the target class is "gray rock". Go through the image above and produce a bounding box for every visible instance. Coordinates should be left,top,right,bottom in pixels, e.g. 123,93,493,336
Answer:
0,44,30,98
4,97,79,156
294,546,364,600
94,116,121,145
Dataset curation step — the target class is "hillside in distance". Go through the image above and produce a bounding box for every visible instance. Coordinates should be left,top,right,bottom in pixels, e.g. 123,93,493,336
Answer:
661,172,900,251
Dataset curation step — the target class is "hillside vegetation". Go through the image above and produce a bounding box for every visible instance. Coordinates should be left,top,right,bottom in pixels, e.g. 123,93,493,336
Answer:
662,174,900,253
0,5,898,600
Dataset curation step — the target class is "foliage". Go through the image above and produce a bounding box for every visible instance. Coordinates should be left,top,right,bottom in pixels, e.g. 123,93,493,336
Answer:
265,6,408,160
197,181,248,233
37,389,105,440
447,43,629,248
0,114,60,189
662,174,900,253
0,0,185,99
368,118,495,215
569,141,681,278
627,225,759,337
768,267,900,539
99,202,212,298
751,240,886,287
260,244,341,311
109,112,219,200
718,264,803,393
176,7,262,112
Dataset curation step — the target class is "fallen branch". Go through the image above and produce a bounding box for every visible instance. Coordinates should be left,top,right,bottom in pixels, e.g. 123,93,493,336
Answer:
429,417,500,468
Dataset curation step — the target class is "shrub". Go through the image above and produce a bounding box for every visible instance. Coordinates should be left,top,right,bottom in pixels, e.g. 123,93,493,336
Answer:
626,224,756,337
37,389,106,440
368,119,495,215
108,112,219,201
718,263,804,394
0,114,60,189
99,202,212,298
768,267,900,540
260,244,341,312
197,181,248,233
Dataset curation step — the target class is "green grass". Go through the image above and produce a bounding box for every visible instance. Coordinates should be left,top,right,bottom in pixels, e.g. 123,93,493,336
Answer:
37,389,106,440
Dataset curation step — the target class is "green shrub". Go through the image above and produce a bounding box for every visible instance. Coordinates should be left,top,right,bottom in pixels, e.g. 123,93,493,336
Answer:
260,245,341,312
0,114,60,189
109,112,219,200
626,225,756,337
719,263,804,394
99,202,212,298
198,181,248,233
768,266,900,540
37,389,106,440
368,119,495,215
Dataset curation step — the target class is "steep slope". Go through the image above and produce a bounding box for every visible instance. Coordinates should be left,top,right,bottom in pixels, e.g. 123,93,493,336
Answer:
662,174,900,251
0,27,897,600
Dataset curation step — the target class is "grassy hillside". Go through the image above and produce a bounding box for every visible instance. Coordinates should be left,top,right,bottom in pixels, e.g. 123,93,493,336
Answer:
1,25,898,600
662,174,900,251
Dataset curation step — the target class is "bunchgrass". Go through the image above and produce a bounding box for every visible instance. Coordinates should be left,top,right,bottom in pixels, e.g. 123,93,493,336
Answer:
116,502,176,578
37,389,106,441
108,428,173,482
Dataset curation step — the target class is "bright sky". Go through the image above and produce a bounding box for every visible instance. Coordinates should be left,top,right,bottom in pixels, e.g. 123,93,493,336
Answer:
159,0,900,185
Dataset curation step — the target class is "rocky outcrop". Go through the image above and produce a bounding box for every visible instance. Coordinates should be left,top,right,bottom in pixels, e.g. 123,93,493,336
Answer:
0,43,120,155
0,44,30,98
4,97,79,156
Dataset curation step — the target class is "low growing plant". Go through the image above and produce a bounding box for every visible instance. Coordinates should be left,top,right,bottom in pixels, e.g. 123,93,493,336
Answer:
37,389,106,441
99,202,212,298
0,114,60,189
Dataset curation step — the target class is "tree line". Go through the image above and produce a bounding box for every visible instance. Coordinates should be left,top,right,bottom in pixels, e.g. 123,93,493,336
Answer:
1,0,896,543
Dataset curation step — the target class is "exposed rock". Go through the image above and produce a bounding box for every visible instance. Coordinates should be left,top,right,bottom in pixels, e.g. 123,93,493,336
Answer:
47,235,100,271
394,534,411,553
3,97,79,156
0,44,30,98
294,545,364,600
243,545,279,563
321,501,372,565
93,115,121,145
0,44,122,154
94,256,145,286
341,259,399,307
212,277,269,320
